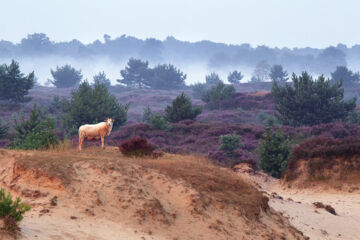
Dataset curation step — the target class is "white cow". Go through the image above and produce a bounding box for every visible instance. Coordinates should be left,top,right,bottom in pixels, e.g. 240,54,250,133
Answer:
78,118,114,151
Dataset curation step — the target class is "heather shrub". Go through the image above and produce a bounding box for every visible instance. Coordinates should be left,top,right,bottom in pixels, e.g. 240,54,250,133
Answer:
119,137,155,157
208,149,258,168
165,93,202,122
258,128,291,178
12,105,59,150
0,188,30,222
150,114,171,130
0,120,9,139
219,134,242,156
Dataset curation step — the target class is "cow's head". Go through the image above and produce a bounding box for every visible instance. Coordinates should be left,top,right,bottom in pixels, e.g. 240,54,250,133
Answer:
105,118,114,127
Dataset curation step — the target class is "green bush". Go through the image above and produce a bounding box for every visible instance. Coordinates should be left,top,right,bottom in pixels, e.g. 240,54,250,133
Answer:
190,83,208,99
165,93,202,123
142,105,152,123
258,128,291,178
219,134,242,156
201,82,236,110
12,105,58,150
0,188,30,222
61,81,129,132
150,114,171,130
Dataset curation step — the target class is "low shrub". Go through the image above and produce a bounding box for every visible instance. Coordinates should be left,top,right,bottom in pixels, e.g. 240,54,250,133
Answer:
165,92,202,122
0,120,8,139
208,149,258,168
218,134,242,156
149,114,171,130
258,128,291,178
0,188,30,222
119,137,161,158
11,105,59,150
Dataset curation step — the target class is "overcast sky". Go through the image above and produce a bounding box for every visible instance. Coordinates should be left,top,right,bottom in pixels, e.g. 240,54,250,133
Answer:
0,0,359,48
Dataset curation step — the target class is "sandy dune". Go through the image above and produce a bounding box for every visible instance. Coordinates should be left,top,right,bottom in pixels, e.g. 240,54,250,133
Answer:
0,148,304,240
235,164,360,240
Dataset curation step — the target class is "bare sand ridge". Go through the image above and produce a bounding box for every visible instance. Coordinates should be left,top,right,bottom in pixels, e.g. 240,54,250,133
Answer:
235,164,360,240
0,148,304,240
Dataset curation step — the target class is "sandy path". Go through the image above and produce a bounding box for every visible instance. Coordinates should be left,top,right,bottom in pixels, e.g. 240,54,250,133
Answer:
236,165,360,240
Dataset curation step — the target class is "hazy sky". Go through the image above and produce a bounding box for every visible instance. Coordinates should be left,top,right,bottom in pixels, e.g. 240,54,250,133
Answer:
1,0,359,48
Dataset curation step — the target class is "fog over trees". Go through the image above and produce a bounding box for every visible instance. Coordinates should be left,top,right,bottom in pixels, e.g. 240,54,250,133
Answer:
1,33,360,85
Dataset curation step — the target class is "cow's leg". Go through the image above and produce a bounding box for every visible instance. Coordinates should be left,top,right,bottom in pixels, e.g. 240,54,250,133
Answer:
101,136,105,149
79,135,84,151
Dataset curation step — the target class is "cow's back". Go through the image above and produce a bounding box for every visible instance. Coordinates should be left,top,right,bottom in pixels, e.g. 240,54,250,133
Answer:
79,122,106,138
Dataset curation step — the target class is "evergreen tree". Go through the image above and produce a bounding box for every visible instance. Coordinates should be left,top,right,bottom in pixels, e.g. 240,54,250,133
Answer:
331,66,360,87
0,60,34,103
201,82,236,110
190,82,208,99
205,73,222,85
62,81,129,132
12,105,58,150
269,64,289,83
50,64,82,88
142,105,152,123
272,72,356,126
227,71,244,84
93,71,111,87
165,93,202,122
258,128,291,178
118,58,151,88
148,64,186,90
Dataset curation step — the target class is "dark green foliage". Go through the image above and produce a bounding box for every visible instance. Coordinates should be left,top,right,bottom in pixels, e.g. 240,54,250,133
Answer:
93,71,111,87
165,93,202,122
0,60,34,103
190,83,208,99
331,66,360,87
12,105,58,150
256,112,280,127
118,58,151,88
201,82,236,110
258,128,291,178
227,71,244,84
272,72,356,126
0,120,9,139
50,64,83,88
149,114,171,130
346,111,360,125
205,72,222,85
62,81,128,132
142,105,152,123
219,134,242,156
0,188,31,222
148,64,186,90
269,64,288,83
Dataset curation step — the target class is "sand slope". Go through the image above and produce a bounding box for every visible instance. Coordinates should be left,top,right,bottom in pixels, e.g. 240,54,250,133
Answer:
235,164,360,240
0,148,305,240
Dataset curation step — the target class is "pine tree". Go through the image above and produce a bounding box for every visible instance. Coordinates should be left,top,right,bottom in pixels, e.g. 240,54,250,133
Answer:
272,72,356,126
165,93,202,122
50,64,83,88
258,128,291,178
0,60,34,103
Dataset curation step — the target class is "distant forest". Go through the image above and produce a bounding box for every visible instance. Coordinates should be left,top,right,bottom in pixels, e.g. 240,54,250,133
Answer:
0,33,359,75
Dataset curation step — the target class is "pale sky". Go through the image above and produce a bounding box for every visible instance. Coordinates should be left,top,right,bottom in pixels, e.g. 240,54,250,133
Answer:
0,0,359,48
